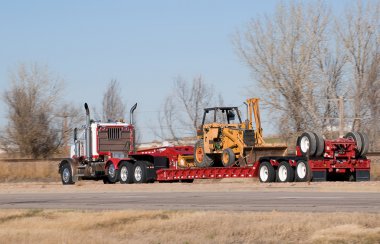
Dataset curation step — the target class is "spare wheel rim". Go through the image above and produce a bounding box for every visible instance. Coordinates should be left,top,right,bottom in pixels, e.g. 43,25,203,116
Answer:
278,165,288,181
196,147,204,162
300,136,310,153
135,166,142,181
297,162,307,179
260,165,269,181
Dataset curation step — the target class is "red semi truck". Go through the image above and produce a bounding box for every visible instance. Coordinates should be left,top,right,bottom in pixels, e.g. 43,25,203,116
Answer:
58,102,371,184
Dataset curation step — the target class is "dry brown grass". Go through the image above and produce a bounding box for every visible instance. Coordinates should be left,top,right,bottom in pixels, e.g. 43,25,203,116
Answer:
0,160,60,182
0,209,378,243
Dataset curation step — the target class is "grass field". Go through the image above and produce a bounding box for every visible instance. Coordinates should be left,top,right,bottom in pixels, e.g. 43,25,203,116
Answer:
0,209,379,243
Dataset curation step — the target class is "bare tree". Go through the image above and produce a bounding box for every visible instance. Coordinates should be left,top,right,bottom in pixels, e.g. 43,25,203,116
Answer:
156,76,222,142
234,2,330,138
337,0,380,149
0,63,69,158
102,79,126,122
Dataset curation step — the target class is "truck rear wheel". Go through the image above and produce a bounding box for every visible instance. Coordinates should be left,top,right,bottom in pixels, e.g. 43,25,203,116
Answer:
276,162,294,182
221,148,235,167
259,161,275,183
295,160,312,182
61,163,75,185
106,163,118,184
119,161,133,184
133,161,147,183
194,140,213,167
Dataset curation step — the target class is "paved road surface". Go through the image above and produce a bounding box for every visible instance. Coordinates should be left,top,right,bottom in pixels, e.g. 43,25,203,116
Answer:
0,191,379,212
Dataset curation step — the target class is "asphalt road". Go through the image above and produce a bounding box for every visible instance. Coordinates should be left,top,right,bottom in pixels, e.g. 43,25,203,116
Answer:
0,191,379,212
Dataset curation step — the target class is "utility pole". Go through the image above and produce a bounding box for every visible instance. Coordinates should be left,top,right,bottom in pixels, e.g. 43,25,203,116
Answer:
338,96,344,138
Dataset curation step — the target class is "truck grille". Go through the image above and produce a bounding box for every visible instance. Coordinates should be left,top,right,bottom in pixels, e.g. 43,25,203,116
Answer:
108,127,122,140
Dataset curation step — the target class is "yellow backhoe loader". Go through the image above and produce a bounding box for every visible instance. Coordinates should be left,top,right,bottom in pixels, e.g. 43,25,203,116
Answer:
194,98,287,167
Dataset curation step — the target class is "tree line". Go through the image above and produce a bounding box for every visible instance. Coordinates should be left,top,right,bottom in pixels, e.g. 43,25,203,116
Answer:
0,0,379,158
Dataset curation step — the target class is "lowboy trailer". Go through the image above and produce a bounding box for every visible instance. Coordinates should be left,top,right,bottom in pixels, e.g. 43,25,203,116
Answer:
58,102,370,185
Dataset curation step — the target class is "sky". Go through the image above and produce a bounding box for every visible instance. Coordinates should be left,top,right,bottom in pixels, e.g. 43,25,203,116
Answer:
0,0,352,142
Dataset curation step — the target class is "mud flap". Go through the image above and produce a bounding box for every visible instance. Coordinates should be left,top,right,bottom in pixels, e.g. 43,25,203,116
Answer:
356,170,370,181
312,170,327,181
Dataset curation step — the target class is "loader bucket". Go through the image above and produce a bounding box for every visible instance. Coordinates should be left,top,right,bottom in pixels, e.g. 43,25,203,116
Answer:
242,144,288,165
177,154,195,168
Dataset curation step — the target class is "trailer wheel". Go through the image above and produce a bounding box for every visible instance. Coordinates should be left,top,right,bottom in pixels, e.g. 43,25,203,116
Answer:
106,163,118,184
297,132,317,156
119,161,133,184
221,148,235,167
133,161,147,183
344,132,363,157
194,140,213,167
358,132,369,157
295,160,312,182
259,161,275,183
276,162,295,182
313,132,325,157
61,163,75,185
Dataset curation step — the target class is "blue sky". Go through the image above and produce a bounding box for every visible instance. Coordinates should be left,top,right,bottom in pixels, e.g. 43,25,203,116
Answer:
0,0,352,142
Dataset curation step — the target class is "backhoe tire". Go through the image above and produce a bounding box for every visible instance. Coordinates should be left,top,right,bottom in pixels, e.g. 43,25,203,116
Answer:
276,161,295,182
295,160,312,182
297,132,317,157
194,140,213,168
61,163,75,185
106,163,118,184
313,132,325,157
344,132,363,158
259,161,275,183
221,148,235,167
119,161,133,184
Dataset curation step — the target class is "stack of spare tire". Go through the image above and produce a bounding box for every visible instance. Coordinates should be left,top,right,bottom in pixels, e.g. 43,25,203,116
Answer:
296,131,369,158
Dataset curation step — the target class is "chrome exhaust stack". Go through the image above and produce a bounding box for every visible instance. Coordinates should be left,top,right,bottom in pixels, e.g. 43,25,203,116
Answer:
130,103,137,124
84,103,92,161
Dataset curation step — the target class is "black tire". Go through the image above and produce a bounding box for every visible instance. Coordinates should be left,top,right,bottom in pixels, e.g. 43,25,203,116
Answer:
358,132,369,157
194,140,213,168
344,132,363,157
297,132,317,156
221,148,235,167
258,161,275,183
313,132,325,157
295,160,312,182
61,163,75,185
133,161,147,183
119,161,133,184
276,161,295,182
106,163,118,184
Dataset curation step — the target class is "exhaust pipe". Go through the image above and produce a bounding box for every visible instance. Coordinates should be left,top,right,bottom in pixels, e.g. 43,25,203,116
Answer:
84,103,92,161
73,128,80,156
130,103,137,124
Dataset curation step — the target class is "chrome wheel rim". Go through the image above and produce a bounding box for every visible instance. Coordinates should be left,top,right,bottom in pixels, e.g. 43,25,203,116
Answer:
62,168,70,183
134,166,142,182
108,164,116,178
120,166,128,181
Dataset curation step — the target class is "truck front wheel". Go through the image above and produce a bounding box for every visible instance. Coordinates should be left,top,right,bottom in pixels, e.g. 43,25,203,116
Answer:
61,163,75,185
